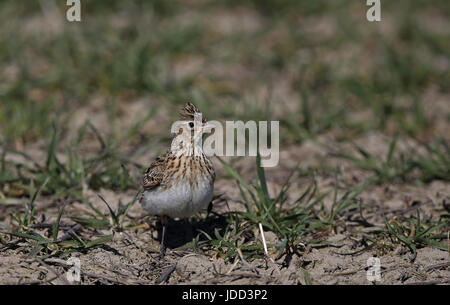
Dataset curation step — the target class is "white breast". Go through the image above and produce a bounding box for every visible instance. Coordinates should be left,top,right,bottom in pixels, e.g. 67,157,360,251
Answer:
141,178,214,219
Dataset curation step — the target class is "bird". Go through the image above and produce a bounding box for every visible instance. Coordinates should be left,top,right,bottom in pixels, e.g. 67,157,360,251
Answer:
139,102,215,257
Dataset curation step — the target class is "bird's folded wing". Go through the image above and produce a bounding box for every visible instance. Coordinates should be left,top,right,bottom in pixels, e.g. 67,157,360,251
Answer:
142,152,168,190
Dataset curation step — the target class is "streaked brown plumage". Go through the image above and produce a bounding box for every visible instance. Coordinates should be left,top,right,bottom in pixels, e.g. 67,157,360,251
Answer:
140,103,215,257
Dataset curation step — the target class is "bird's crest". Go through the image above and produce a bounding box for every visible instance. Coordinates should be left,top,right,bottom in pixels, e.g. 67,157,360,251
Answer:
179,102,206,123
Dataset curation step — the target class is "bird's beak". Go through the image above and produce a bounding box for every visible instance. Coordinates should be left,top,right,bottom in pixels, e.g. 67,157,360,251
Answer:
202,121,216,133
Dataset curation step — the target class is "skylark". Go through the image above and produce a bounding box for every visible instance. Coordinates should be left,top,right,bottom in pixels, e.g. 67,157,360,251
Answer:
140,103,215,257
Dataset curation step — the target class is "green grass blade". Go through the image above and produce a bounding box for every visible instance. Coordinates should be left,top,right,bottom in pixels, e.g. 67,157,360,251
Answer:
52,202,67,241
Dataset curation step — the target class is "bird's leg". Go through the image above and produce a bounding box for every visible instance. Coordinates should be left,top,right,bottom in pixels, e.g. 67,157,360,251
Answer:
184,218,194,243
206,201,213,218
159,215,168,258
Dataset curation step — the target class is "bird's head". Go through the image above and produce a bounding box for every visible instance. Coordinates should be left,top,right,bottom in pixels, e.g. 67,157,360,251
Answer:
170,102,213,154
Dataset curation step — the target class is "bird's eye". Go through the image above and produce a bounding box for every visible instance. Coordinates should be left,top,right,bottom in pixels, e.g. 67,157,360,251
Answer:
188,122,194,128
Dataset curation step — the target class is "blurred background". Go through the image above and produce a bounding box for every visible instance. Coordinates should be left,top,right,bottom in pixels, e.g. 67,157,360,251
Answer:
0,0,448,192
0,1,449,285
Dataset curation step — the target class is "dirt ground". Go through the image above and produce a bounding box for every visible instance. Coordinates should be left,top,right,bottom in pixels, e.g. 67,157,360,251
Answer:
1,132,448,285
